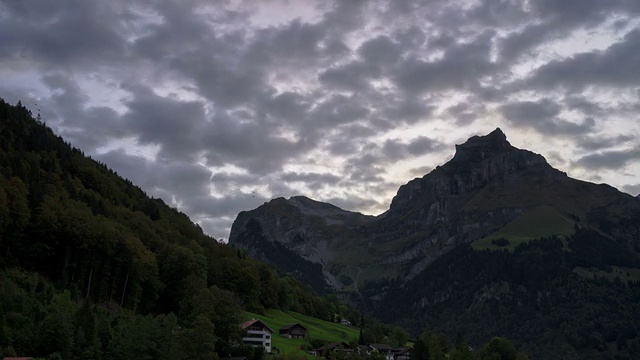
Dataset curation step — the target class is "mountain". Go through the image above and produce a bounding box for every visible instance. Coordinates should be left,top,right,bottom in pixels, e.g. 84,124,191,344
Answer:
0,98,364,359
230,128,639,291
230,128,640,359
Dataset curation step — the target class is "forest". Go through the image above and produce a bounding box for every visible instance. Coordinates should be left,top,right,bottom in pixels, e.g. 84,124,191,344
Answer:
0,99,531,359
0,99,363,359
367,234,640,359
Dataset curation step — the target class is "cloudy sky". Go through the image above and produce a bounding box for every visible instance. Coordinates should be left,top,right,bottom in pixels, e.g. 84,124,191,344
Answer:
2,0,640,240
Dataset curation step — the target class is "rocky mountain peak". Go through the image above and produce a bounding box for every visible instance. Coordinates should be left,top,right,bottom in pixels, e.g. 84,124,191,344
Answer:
452,127,514,163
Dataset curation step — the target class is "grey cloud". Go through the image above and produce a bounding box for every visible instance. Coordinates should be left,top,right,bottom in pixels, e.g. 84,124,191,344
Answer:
281,172,342,186
123,85,207,162
501,99,561,122
622,184,640,197
563,96,606,117
198,217,234,242
380,96,434,124
324,196,382,213
318,61,380,91
97,150,212,199
5,0,640,241
501,99,596,136
576,134,635,151
323,124,380,156
40,73,124,152
357,36,402,65
261,92,311,122
181,192,269,219
382,136,444,160
574,148,640,170
447,102,482,125
524,29,640,91
0,0,126,67
407,165,434,177
498,24,551,63
394,31,495,93
308,94,371,127
529,0,630,24
201,111,310,174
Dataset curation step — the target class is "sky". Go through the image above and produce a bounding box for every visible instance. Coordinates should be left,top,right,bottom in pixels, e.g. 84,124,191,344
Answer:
1,0,639,241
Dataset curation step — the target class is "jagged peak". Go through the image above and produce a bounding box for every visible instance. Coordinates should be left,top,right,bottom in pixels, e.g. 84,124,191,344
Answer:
288,196,348,213
452,128,515,163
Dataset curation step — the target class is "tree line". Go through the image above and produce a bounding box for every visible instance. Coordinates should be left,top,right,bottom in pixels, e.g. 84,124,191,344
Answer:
0,98,359,359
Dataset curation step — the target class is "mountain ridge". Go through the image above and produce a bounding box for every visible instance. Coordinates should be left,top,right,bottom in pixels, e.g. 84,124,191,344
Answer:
229,127,640,358
230,128,640,292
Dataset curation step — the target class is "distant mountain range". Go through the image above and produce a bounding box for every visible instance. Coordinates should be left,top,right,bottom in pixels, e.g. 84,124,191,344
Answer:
230,128,640,359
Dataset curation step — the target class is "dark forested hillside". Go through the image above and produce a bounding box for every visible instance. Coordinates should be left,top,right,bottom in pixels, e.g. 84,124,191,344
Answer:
367,230,640,359
0,98,356,359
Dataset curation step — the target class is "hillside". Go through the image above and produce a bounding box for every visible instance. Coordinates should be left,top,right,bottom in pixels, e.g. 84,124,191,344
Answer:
230,128,640,359
0,98,359,359
230,128,640,292
243,309,359,357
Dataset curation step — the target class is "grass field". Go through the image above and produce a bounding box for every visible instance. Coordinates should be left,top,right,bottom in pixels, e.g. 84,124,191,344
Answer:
243,309,359,357
573,266,640,282
472,205,575,252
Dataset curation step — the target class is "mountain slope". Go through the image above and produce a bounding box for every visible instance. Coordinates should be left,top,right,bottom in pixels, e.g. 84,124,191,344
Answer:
230,128,640,359
0,98,362,359
230,128,640,292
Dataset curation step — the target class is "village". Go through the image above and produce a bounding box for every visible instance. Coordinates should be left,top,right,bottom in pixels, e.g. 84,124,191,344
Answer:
237,319,413,360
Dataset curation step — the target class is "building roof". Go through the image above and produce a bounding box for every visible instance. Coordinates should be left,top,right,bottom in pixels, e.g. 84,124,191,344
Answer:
315,341,351,351
240,319,275,333
370,344,395,351
279,323,307,331
394,346,413,353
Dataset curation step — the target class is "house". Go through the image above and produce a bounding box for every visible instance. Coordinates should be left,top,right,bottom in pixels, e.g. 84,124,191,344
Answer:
393,346,412,360
369,344,395,360
340,318,351,326
357,345,372,356
311,342,353,357
240,319,275,353
279,323,307,339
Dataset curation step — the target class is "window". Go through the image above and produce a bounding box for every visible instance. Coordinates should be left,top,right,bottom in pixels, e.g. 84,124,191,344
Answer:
266,335,271,339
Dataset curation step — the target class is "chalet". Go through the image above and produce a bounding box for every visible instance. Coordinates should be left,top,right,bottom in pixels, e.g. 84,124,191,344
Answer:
393,346,412,360
240,319,275,353
311,341,353,357
279,323,307,339
369,344,395,360
357,345,372,356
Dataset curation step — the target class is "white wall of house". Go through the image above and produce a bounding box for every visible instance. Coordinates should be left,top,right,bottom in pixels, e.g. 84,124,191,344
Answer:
242,329,272,353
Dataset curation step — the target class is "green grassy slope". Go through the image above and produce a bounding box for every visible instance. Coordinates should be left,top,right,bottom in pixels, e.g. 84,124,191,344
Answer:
472,205,575,251
573,266,640,282
244,309,359,356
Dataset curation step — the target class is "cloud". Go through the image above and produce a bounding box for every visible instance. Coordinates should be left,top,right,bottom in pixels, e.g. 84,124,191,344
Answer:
622,184,640,197
576,134,635,151
0,0,126,67
318,61,380,91
2,0,640,240
574,148,640,170
500,99,596,136
393,30,495,93
382,136,445,160
524,29,640,91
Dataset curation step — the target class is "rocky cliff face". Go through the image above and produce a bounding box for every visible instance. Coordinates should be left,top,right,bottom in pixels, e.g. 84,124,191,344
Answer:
229,128,639,294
